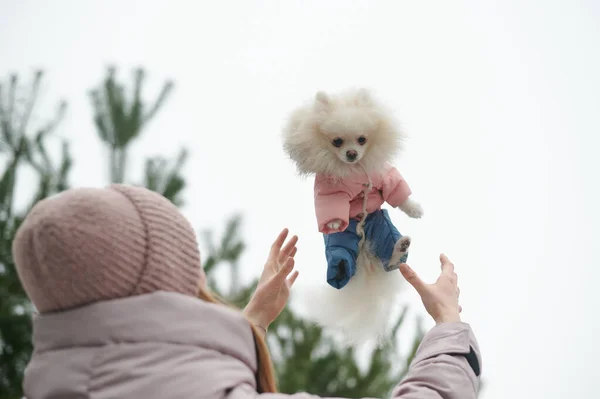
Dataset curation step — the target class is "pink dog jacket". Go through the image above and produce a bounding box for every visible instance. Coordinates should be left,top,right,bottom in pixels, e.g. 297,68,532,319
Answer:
314,164,412,234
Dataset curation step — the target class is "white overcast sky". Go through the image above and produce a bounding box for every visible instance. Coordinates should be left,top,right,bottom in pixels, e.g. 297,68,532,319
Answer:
2,1,599,398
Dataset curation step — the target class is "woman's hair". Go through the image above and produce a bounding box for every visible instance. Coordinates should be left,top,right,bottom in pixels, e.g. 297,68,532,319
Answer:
197,286,278,393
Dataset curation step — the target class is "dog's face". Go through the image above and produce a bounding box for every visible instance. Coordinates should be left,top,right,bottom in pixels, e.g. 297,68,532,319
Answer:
282,88,403,177
320,113,376,165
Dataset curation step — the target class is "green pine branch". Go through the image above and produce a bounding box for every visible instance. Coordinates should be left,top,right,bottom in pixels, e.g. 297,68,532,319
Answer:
0,70,72,399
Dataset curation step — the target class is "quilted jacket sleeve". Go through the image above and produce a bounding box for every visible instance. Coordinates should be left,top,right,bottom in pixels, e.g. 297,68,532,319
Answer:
229,322,481,399
381,166,412,208
313,176,353,234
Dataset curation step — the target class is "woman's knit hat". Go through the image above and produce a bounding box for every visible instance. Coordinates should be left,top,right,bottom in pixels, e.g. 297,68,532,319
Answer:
12,184,205,313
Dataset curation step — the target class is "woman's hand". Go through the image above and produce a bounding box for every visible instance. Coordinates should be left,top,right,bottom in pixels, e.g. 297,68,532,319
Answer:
243,228,299,334
399,254,462,325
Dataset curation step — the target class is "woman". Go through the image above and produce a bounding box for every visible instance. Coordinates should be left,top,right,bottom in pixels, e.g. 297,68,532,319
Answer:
13,184,481,399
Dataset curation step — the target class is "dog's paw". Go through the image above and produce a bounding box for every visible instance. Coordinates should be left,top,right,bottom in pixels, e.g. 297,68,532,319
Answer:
395,236,412,253
398,198,424,219
384,236,412,271
327,219,343,231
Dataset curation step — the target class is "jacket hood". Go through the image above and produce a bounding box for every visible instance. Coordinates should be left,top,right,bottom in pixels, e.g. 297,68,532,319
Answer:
24,291,258,399
31,291,256,368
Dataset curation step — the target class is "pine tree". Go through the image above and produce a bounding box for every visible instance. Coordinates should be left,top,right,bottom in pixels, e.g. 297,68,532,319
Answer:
0,71,72,398
0,68,425,399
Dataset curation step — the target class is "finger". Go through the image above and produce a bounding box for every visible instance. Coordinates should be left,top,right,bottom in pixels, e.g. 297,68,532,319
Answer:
441,271,458,287
287,270,299,287
440,253,455,275
289,247,298,258
269,228,289,260
278,235,298,264
399,263,427,295
280,235,298,256
446,271,458,286
276,257,295,280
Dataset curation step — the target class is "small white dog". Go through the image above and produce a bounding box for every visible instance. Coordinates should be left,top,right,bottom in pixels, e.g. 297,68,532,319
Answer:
282,88,423,343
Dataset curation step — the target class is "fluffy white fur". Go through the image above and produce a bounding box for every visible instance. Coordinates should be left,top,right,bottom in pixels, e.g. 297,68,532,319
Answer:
302,242,405,345
282,88,423,344
283,88,404,178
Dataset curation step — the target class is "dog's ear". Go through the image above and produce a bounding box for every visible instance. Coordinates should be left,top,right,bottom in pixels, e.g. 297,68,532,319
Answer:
355,88,373,106
314,91,332,112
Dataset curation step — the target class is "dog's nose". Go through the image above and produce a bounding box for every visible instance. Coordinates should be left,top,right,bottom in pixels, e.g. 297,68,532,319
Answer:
346,150,357,160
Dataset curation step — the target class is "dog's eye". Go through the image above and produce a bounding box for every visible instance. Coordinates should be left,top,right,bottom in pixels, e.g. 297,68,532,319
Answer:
357,136,367,145
332,138,344,147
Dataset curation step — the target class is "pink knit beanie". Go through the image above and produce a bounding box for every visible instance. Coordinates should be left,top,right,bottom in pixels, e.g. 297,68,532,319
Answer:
12,184,206,314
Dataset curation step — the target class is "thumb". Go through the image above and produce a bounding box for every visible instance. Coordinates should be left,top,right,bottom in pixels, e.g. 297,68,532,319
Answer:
399,263,427,295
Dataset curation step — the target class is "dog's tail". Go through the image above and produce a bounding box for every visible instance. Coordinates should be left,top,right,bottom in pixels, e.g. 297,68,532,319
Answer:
303,241,404,345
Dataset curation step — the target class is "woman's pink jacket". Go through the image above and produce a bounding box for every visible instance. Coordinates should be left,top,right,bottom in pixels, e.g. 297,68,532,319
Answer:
22,291,482,399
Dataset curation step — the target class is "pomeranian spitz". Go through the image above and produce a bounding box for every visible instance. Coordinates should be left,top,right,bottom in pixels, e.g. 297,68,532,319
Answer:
282,88,423,344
